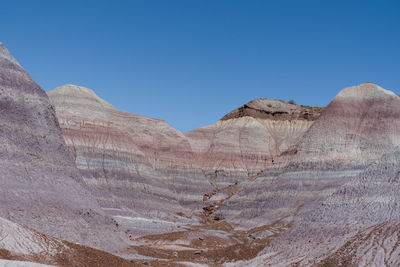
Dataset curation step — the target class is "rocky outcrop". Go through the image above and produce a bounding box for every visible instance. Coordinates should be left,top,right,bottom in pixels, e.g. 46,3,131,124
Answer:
186,99,321,187
0,43,123,252
221,98,321,121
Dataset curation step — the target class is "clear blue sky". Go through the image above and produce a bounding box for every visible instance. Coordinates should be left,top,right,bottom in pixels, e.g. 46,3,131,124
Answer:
1,0,399,132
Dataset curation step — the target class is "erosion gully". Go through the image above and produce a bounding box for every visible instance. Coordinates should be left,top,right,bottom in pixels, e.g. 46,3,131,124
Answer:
126,172,300,267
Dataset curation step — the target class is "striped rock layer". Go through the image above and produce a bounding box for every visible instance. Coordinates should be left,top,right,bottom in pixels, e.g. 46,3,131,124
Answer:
220,83,400,230
256,148,400,266
48,85,211,235
48,85,321,234
285,83,400,176
230,84,400,266
318,219,400,267
297,146,400,265
49,81,400,266
186,99,321,187
3,39,400,266
0,43,123,253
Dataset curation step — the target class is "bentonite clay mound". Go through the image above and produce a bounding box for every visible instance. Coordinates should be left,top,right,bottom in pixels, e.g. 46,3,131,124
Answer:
218,83,400,226
227,84,400,266
285,83,400,175
2,39,400,266
48,84,212,236
48,85,321,237
47,82,400,266
186,98,321,187
0,43,125,254
277,146,400,266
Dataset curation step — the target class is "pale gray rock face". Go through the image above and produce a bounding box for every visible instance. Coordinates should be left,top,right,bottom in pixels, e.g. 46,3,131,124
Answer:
0,260,55,267
0,43,123,253
0,216,64,259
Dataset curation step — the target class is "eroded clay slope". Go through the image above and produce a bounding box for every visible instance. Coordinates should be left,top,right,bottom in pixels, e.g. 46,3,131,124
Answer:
220,83,400,230
233,84,400,266
48,85,324,264
318,220,400,267
0,43,123,253
49,86,323,235
288,146,400,265
285,83,400,177
48,85,212,236
186,99,321,187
